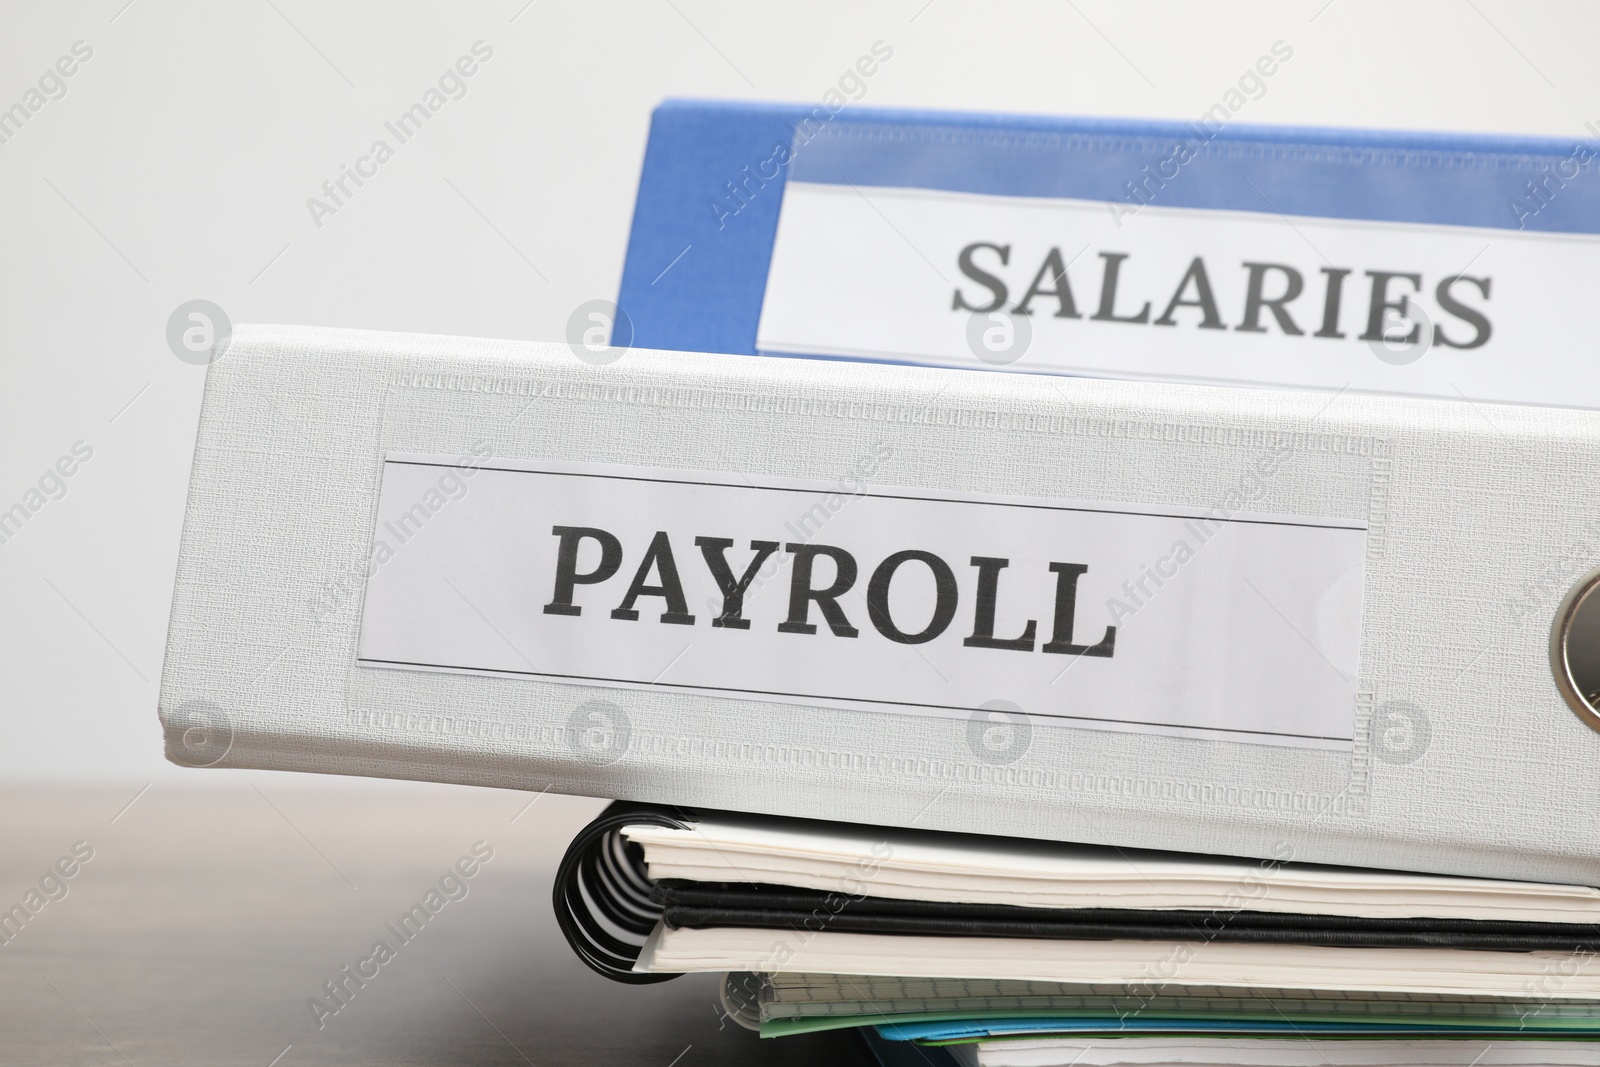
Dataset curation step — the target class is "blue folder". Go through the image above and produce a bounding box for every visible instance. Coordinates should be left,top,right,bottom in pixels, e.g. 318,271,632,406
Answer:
616,98,1600,360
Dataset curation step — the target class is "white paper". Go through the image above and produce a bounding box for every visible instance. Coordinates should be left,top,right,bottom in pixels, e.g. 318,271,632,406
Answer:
756,182,1600,406
355,454,1365,751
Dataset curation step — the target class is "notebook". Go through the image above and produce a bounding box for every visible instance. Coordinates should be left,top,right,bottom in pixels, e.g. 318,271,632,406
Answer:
623,813,1600,922
547,802,1600,995
738,972,1600,1034
929,1036,1600,1067
638,926,1600,998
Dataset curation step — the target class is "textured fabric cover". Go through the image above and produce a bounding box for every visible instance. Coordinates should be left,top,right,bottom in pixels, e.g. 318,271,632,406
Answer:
159,324,1600,884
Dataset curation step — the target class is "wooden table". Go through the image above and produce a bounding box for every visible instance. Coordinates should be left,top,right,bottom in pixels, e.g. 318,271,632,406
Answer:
0,780,871,1066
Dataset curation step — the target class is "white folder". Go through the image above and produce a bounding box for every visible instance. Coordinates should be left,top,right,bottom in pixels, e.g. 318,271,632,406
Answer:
159,324,1600,885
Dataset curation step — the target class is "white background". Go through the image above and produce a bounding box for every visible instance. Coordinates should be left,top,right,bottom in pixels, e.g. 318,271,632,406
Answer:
2,0,1597,784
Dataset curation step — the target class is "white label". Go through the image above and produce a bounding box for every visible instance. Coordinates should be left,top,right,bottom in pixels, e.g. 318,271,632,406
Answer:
355,454,1366,751
756,182,1600,407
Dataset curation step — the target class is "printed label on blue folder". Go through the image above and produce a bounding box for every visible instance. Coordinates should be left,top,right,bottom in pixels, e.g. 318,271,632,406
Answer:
356,453,1365,751
617,102,1600,407
757,181,1595,397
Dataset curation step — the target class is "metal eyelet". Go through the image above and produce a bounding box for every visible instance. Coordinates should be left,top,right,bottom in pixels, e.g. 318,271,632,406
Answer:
1550,566,1600,735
